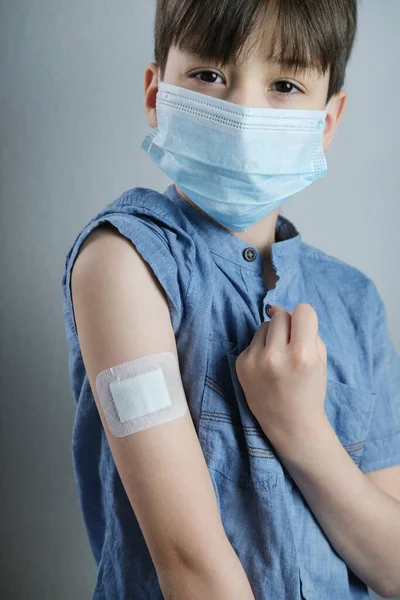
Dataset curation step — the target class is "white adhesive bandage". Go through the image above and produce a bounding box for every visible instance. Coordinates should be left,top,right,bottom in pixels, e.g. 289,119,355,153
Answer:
95,352,188,437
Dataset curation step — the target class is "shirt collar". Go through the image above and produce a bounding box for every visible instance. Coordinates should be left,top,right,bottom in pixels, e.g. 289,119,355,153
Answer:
163,184,302,276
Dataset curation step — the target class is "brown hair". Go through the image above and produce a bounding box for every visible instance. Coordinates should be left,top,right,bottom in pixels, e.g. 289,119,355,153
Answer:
154,0,358,102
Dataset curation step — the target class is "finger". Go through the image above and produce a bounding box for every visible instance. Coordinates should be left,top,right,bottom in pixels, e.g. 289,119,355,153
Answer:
268,305,292,317
246,304,285,352
268,305,281,317
247,305,291,353
265,306,291,351
247,319,270,352
290,304,319,347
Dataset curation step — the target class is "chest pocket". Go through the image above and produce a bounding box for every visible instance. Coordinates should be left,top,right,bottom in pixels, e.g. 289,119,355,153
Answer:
198,337,376,489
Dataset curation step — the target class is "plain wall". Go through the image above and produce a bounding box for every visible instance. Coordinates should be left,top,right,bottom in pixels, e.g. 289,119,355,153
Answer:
0,0,398,598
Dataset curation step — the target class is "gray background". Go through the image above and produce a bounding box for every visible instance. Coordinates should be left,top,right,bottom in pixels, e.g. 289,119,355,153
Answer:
0,0,398,598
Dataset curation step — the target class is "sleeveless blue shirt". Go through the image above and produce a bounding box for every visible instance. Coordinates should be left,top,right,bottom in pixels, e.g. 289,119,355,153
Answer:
61,183,400,600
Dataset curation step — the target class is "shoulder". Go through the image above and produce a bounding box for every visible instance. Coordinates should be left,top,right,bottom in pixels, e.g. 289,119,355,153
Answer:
300,241,372,287
62,187,197,339
63,185,196,276
98,186,197,235
299,241,380,315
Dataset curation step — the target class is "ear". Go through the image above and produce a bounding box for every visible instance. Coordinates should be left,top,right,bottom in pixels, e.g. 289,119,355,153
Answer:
144,63,159,129
322,90,347,152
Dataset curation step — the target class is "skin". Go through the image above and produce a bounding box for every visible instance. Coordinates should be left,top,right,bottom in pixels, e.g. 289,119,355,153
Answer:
143,32,400,597
143,38,345,436
144,41,346,274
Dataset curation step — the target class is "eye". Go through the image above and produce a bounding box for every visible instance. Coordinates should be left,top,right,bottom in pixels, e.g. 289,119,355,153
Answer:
189,70,224,86
270,80,302,95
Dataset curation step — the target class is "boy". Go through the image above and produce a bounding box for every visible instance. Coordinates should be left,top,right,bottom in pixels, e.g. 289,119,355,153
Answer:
62,0,400,598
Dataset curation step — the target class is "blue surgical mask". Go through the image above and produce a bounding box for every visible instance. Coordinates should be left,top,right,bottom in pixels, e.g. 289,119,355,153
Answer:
141,79,331,232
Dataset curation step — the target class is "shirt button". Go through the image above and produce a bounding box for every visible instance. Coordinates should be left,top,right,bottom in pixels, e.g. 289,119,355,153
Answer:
243,247,257,262
265,304,272,317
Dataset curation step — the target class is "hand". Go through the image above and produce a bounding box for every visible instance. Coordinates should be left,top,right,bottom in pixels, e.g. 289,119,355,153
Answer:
235,304,328,446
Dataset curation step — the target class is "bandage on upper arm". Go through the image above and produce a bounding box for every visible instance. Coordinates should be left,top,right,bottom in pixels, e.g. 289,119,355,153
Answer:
95,351,187,437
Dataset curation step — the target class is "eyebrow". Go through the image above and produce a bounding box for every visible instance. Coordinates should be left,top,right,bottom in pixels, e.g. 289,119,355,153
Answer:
181,50,318,78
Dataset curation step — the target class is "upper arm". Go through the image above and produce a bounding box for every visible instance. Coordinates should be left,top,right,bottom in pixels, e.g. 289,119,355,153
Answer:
70,223,227,572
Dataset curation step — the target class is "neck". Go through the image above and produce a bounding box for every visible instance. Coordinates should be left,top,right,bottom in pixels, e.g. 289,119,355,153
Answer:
174,183,280,267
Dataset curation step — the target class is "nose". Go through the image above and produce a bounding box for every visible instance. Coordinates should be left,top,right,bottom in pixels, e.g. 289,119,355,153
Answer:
226,84,268,109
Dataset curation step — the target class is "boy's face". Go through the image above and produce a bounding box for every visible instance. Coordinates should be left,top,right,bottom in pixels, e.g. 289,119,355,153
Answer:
145,41,347,153
164,45,329,110
143,33,347,243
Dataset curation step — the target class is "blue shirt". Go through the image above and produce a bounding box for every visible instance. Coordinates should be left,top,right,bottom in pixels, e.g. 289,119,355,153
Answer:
62,183,400,599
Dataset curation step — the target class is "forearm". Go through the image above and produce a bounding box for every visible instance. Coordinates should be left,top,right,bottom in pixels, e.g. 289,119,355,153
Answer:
157,538,256,600
266,416,400,598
